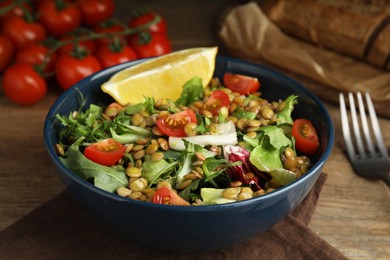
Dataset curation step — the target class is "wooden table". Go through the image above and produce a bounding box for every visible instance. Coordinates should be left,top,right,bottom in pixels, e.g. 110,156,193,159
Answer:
1,1,389,259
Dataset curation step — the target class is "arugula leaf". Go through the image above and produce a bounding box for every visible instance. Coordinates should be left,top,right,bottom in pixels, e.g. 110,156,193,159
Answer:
141,156,178,186
60,137,128,193
175,77,204,106
277,95,298,124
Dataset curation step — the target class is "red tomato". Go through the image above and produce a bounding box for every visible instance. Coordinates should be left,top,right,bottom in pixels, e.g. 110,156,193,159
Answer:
38,0,81,37
0,0,32,22
223,73,260,95
57,34,97,55
16,44,57,74
129,11,167,34
204,90,230,115
84,139,125,166
0,35,15,72
104,102,124,119
292,119,320,155
1,16,47,49
2,63,47,106
156,109,197,137
153,186,190,206
129,32,171,58
55,53,102,90
77,0,115,26
94,22,126,47
96,43,137,69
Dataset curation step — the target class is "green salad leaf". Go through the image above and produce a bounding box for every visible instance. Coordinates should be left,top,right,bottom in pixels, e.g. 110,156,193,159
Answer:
175,77,204,106
60,137,128,193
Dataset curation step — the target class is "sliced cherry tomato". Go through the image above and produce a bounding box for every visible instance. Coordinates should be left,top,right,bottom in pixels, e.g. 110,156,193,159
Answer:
57,34,97,55
223,73,260,95
84,138,125,166
55,52,102,90
96,42,137,69
156,109,197,137
292,119,320,155
2,63,47,106
94,21,126,47
77,0,115,26
0,35,15,72
204,90,230,115
38,0,81,37
1,16,47,49
103,102,124,119
129,31,171,58
153,186,190,206
16,43,57,74
128,11,167,34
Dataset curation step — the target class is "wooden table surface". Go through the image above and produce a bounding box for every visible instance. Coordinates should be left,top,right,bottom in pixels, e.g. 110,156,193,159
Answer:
1,1,389,259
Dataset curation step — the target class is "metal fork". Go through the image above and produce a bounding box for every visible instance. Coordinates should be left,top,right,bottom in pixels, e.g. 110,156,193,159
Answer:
339,92,390,187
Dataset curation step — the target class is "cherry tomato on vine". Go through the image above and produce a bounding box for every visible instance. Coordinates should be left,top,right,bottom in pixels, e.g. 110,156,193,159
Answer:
77,0,115,27
128,11,167,34
223,73,260,95
0,35,15,72
55,52,102,90
84,139,125,166
38,0,81,37
16,43,57,74
153,186,190,206
57,34,97,55
129,32,171,58
1,16,46,49
291,119,320,155
156,109,197,137
2,63,47,106
96,42,137,69
0,0,32,22
94,21,126,47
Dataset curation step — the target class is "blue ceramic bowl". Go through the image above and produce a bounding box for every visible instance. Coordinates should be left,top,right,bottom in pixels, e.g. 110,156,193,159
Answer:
44,56,334,251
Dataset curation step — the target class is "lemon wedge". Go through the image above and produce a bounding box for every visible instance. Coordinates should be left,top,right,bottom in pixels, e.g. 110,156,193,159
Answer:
101,47,218,105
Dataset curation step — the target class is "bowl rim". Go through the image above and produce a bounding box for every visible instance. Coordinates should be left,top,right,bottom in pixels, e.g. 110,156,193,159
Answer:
44,55,334,211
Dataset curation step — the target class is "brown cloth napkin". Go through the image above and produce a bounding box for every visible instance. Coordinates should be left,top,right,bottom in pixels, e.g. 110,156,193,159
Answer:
0,173,347,260
218,2,390,118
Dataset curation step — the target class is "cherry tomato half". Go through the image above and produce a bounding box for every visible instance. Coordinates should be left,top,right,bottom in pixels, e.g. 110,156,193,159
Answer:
77,0,115,26
129,32,171,58
55,53,102,90
223,73,260,95
204,90,230,115
0,35,15,72
2,63,47,106
1,16,47,49
128,11,167,34
292,119,320,155
38,0,81,37
156,109,197,137
84,138,125,166
153,186,190,206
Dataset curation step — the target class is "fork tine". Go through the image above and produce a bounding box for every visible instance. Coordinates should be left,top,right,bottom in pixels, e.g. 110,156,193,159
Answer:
356,92,376,156
365,92,389,158
348,92,366,157
339,93,355,158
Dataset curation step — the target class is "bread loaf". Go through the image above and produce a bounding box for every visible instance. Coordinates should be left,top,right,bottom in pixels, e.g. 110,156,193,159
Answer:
260,0,390,69
367,22,390,68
